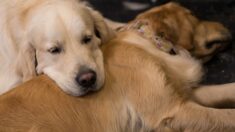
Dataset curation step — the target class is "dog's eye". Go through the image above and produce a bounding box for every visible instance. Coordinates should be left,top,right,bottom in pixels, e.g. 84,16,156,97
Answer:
206,40,226,49
169,48,177,55
48,47,62,54
95,28,101,38
82,35,92,44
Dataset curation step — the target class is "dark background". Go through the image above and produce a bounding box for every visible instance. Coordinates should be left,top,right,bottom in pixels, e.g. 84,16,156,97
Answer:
88,0,235,85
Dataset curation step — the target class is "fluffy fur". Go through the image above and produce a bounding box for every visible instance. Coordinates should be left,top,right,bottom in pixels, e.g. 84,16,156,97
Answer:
0,0,114,96
107,2,232,62
1,28,235,131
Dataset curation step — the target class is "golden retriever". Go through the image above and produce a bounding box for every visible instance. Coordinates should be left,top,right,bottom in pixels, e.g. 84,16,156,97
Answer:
0,0,114,96
108,2,232,62
1,20,235,131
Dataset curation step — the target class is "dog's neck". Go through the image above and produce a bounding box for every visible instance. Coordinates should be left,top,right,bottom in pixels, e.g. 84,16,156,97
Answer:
118,20,177,55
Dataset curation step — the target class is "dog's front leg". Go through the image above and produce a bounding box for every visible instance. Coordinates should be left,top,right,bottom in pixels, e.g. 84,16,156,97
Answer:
169,101,235,132
192,83,235,108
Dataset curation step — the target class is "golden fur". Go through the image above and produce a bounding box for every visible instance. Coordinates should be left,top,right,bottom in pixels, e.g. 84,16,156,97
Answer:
107,2,232,62
1,29,235,131
0,0,114,96
193,83,235,108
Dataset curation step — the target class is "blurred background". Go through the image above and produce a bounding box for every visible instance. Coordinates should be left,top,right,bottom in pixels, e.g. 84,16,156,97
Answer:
87,0,235,85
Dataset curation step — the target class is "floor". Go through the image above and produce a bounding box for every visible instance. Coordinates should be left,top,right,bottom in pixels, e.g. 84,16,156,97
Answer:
88,0,235,85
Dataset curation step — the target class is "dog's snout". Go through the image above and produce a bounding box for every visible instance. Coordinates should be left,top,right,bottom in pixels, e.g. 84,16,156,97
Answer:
76,70,97,89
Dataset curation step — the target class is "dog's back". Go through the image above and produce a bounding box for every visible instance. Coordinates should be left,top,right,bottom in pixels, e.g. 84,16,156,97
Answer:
0,75,114,131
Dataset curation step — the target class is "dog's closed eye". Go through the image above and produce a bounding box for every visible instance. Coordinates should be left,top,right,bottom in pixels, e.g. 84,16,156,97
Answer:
169,48,177,55
95,28,101,38
48,47,62,54
82,35,93,44
206,39,229,49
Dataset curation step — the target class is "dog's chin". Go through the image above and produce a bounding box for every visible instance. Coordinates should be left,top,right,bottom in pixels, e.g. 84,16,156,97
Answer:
64,87,88,97
59,83,103,97
54,81,83,96
64,84,98,96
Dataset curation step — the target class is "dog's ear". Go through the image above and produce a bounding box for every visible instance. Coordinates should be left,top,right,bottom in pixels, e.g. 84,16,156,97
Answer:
88,8,115,44
193,21,232,61
16,43,37,82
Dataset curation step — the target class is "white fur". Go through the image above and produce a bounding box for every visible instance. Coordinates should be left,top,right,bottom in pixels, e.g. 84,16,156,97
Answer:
0,0,113,96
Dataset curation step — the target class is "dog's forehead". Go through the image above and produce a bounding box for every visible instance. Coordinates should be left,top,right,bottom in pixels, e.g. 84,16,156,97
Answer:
35,4,94,41
56,4,92,31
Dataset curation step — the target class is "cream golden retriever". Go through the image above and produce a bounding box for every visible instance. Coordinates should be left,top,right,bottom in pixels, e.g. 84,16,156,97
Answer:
108,2,232,62
0,0,114,96
1,18,235,131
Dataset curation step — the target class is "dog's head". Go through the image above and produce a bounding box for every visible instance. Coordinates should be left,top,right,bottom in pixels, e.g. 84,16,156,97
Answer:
134,2,232,62
17,0,114,96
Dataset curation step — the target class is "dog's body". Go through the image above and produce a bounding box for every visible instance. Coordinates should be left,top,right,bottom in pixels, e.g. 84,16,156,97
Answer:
0,0,114,96
1,29,235,131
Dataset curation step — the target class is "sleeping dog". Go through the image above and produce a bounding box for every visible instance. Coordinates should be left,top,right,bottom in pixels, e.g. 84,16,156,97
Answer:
0,0,114,96
107,2,232,62
1,17,235,131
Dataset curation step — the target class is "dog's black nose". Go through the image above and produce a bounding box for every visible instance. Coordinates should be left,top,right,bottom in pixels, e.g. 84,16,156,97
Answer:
76,70,96,89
